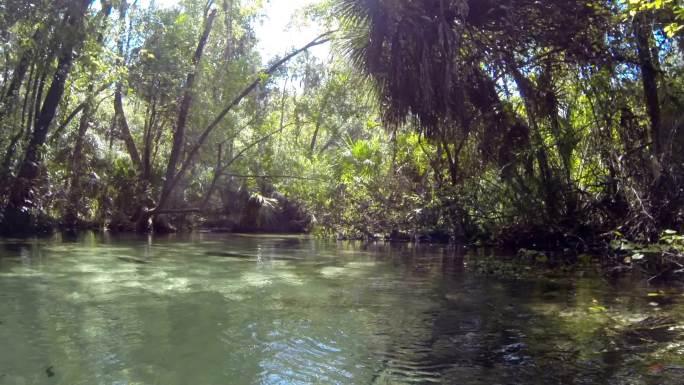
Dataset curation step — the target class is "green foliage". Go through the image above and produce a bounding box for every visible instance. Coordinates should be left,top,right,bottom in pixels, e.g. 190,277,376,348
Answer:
611,230,684,278
626,0,684,36
0,0,683,281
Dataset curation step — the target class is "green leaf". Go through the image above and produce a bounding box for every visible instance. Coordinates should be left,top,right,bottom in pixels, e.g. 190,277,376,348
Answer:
664,23,682,37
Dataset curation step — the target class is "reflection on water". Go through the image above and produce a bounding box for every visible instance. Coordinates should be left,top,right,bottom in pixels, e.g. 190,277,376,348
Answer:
0,233,682,385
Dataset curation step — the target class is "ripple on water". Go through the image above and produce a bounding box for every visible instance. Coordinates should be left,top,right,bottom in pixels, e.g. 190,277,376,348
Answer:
241,272,273,287
259,336,354,385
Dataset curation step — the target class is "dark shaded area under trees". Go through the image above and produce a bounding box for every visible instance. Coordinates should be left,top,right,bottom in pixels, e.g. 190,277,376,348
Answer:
332,0,684,277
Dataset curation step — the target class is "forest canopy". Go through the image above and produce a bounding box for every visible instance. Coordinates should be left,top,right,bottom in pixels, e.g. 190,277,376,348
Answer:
0,0,683,271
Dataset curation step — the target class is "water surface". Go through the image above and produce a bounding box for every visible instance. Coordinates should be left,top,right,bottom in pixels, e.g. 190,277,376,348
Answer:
0,233,683,384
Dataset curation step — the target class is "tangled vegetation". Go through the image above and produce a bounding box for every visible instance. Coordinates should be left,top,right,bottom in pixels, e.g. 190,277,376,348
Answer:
0,0,683,275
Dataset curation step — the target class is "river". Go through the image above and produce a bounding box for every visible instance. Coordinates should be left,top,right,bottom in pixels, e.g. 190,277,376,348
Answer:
0,233,682,384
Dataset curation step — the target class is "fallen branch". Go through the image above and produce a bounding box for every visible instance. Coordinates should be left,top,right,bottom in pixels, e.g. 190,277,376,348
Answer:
154,208,203,215
223,174,329,181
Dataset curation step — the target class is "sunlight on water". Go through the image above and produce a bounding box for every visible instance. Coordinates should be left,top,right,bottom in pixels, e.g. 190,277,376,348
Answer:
0,233,682,385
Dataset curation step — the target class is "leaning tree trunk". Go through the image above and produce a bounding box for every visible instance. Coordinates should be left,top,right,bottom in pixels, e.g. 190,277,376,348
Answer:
113,0,143,174
138,33,331,233
142,9,217,233
1,0,91,236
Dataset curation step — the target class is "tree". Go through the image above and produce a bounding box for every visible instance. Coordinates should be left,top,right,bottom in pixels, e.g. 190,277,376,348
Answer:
1,0,92,235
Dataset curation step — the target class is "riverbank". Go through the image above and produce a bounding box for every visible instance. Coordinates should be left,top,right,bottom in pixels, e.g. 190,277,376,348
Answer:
7,220,684,283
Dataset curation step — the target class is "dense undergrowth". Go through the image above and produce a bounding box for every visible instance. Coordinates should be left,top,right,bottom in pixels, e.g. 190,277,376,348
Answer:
0,0,683,278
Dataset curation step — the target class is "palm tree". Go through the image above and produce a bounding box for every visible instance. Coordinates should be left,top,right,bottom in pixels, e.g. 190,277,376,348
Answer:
334,0,611,221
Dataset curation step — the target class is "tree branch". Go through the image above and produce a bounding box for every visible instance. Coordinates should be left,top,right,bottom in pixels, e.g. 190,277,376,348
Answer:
152,32,333,213
222,174,329,181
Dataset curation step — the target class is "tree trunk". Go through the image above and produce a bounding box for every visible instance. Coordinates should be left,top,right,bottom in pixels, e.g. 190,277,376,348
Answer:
634,13,662,158
63,1,113,229
309,87,332,156
0,64,35,189
63,99,92,228
0,26,47,124
114,85,142,170
25,69,47,143
1,0,91,235
113,1,143,173
506,63,559,220
0,49,30,120
200,143,225,210
539,63,578,218
222,0,234,61
146,33,332,230
157,9,217,222
141,97,157,185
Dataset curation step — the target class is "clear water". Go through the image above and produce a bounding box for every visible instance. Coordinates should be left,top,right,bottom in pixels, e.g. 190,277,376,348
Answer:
0,233,682,385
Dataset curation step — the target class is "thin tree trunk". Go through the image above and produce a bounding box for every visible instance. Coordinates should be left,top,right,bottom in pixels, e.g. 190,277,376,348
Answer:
113,0,142,172
141,97,157,184
0,26,47,122
309,87,332,156
634,13,662,158
25,69,46,142
114,85,142,170
19,64,36,137
48,101,87,143
63,99,92,227
157,9,217,217
442,141,459,186
63,85,112,227
222,0,234,61
63,1,113,228
1,0,91,235
507,63,558,220
0,130,24,191
31,69,47,139
151,117,166,166
0,49,31,120
276,77,288,156
153,33,332,217
201,143,224,210
0,65,35,187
